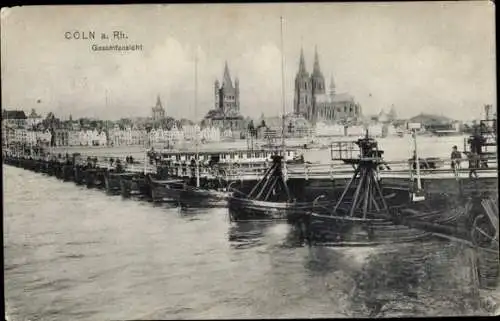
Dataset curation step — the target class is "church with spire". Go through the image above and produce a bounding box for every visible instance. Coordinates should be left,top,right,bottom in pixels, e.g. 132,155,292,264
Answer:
152,94,166,121
204,61,244,131
214,61,240,114
293,47,362,124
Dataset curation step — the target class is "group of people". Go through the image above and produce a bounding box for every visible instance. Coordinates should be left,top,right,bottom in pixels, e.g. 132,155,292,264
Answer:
450,136,489,178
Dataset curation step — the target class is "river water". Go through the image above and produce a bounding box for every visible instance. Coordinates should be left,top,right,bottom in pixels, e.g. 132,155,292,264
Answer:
3,161,497,320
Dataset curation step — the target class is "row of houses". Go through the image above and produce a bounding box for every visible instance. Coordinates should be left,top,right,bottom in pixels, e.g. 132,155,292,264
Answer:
4,126,233,147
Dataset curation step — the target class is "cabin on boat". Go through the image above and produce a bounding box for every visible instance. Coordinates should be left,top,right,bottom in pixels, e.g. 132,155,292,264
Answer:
154,148,300,166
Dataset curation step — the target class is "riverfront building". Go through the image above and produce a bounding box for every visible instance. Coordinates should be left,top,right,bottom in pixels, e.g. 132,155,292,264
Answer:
293,48,362,124
2,110,27,128
27,109,43,128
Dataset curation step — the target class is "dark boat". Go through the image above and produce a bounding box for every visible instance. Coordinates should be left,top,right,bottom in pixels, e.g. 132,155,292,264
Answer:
304,211,430,246
105,171,135,195
120,173,151,198
74,164,86,185
228,154,332,222
146,174,185,203
179,186,231,208
302,134,434,246
61,163,74,181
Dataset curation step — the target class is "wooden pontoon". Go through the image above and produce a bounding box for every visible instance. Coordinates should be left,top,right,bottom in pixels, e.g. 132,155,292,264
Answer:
302,133,437,246
228,154,334,222
145,175,186,203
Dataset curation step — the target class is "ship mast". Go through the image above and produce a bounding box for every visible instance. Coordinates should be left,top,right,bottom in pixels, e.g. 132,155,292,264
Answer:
195,49,200,188
280,16,286,158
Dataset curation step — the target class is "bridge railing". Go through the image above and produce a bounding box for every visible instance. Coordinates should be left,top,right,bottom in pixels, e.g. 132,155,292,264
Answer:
56,151,498,181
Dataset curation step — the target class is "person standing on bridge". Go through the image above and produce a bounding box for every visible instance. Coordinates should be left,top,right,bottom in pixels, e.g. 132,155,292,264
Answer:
450,145,462,170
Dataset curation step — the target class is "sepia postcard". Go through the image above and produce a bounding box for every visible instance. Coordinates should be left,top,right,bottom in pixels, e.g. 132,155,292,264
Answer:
2,2,498,320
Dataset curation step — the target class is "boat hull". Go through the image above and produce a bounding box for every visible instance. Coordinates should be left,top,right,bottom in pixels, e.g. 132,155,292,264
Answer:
302,212,432,246
120,175,151,198
84,169,105,189
74,165,85,185
105,172,132,195
62,164,74,181
180,187,230,208
150,185,183,202
228,196,329,222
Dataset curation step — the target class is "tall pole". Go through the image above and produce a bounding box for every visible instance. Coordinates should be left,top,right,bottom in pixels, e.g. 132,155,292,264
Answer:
280,16,288,183
280,16,286,158
195,49,200,188
413,129,422,191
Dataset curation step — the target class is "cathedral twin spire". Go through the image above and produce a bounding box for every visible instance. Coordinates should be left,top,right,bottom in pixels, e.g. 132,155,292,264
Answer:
298,45,323,77
296,46,337,96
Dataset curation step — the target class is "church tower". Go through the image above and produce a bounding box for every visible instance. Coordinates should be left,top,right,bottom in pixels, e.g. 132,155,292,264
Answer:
235,77,240,112
293,48,312,118
310,46,325,124
214,61,239,114
329,75,336,98
214,80,220,110
152,94,165,121
311,46,326,94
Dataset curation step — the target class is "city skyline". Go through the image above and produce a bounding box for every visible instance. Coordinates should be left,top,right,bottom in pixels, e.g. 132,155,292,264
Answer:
1,2,495,121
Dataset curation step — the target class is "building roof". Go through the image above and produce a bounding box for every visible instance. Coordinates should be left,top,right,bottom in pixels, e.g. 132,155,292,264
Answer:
332,93,354,103
2,110,27,120
204,108,243,120
315,92,355,104
315,94,330,103
28,109,42,119
409,113,453,125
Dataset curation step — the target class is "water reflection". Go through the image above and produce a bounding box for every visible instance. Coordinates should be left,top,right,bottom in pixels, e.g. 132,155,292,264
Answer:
227,221,271,249
300,240,484,317
176,206,228,223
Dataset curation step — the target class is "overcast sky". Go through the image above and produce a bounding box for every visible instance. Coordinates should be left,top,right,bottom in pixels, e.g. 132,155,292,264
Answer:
1,2,496,121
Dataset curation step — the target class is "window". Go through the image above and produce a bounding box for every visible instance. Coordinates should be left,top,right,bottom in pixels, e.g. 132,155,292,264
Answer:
344,106,347,112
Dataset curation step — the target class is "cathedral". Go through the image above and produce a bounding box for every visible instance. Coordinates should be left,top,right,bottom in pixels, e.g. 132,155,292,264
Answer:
293,47,362,124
